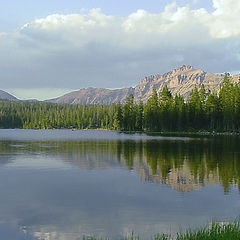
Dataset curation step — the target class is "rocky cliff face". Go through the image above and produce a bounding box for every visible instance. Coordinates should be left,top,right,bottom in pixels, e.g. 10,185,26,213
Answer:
0,90,18,101
48,65,240,104
134,65,224,102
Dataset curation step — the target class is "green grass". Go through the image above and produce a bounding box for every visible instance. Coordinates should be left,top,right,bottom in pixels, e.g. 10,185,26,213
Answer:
154,222,240,240
82,222,240,240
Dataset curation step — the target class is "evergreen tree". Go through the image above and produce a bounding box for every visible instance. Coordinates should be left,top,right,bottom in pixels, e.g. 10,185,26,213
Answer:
159,85,173,131
219,73,235,130
113,103,123,130
135,101,144,131
144,89,159,130
122,94,136,131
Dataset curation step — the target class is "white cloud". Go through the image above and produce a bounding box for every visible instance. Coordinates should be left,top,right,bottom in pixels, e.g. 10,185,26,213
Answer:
0,1,240,99
209,0,240,38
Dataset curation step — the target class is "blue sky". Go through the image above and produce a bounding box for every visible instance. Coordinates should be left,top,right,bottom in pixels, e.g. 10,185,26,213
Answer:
1,0,240,100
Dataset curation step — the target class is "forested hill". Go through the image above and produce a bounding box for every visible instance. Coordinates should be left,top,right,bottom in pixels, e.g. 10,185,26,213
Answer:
47,65,240,104
1,74,240,132
0,90,18,101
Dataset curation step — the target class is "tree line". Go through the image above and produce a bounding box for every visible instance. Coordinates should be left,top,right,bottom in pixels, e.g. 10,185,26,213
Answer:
0,74,240,132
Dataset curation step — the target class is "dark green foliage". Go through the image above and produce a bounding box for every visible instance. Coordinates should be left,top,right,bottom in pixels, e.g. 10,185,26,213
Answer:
144,89,160,130
122,94,137,131
0,101,119,130
0,74,240,132
174,222,240,240
135,101,144,131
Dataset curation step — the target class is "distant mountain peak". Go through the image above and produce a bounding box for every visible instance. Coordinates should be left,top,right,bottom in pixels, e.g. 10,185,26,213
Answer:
0,90,18,101
176,65,194,71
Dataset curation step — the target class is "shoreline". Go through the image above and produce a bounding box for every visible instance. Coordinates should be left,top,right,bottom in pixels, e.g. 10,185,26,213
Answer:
120,130,240,136
0,128,240,136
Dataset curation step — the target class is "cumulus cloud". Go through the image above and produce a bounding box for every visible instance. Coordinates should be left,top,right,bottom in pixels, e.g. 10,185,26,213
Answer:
0,0,240,97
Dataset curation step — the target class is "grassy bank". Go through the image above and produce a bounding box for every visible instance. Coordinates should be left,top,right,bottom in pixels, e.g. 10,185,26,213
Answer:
82,222,240,240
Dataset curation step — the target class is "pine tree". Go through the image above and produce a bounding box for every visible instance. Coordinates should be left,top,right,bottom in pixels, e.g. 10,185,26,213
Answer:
113,103,123,130
122,94,136,131
144,89,159,131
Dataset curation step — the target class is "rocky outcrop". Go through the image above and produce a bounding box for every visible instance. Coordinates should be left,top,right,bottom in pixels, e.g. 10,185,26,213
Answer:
47,65,240,104
134,65,223,102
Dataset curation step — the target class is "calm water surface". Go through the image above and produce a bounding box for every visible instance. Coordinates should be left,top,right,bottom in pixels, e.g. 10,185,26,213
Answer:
0,129,240,240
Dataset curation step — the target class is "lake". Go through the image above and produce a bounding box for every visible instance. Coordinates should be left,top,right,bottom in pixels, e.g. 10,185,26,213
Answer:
0,129,239,240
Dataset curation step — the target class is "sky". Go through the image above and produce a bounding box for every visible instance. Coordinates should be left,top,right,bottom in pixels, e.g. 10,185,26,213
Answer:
1,0,240,100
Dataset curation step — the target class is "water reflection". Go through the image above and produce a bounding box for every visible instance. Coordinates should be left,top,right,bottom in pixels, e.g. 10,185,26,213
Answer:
1,137,240,192
0,133,240,240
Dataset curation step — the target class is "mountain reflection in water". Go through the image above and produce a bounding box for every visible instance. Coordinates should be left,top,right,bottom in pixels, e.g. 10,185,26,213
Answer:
1,137,239,192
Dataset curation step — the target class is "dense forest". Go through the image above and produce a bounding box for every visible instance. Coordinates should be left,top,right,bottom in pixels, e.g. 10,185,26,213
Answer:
0,74,240,132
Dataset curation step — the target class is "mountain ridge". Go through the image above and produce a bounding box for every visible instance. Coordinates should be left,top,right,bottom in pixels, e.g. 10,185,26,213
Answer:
1,65,239,104
47,65,240,104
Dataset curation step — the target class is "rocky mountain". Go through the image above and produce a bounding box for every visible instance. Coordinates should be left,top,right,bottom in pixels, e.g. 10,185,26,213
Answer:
0,90,18,101
48,65,239,104
48,87,135,105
